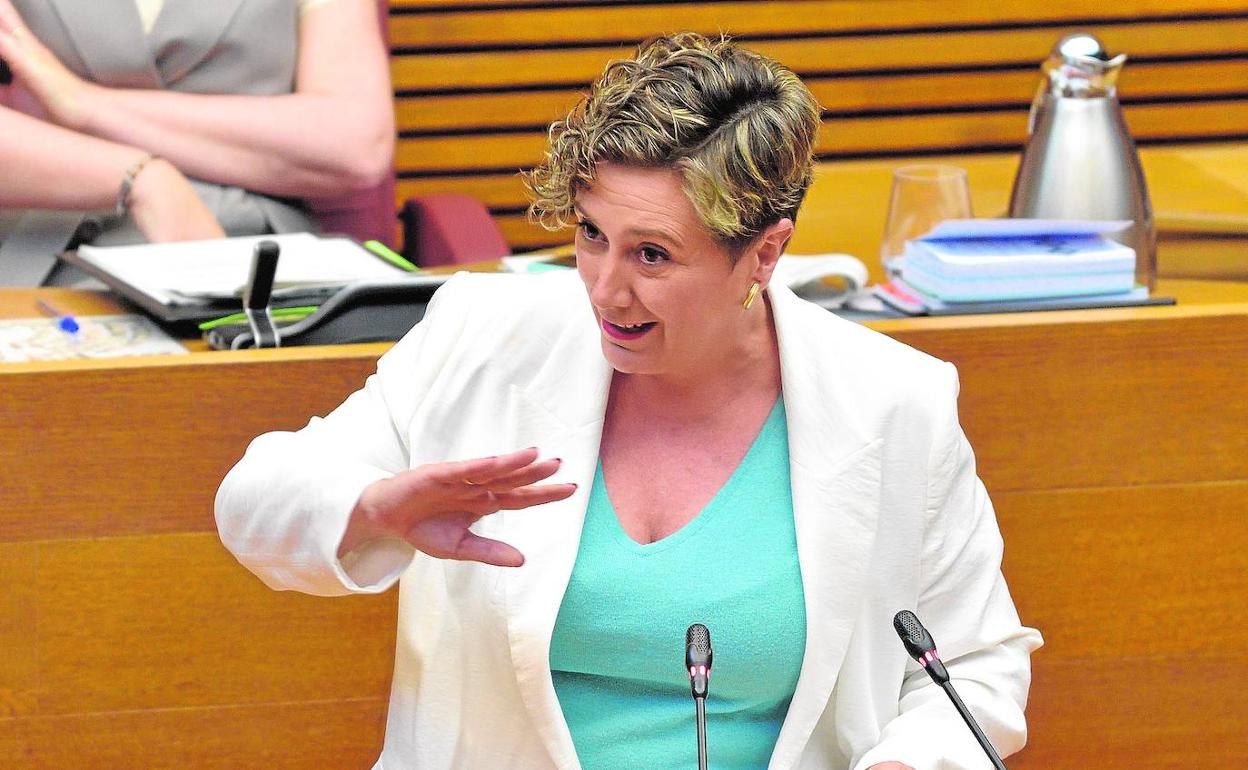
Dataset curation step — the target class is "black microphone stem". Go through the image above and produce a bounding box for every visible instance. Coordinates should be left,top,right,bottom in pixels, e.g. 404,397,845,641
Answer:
694,696,708,770
938,681,1007,770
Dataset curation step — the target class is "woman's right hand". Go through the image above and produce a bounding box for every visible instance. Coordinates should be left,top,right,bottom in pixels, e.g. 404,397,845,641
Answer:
127,157,225,242
338,447,577,567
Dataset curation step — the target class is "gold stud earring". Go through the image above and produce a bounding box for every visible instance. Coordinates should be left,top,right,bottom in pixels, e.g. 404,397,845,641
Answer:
742,281,761,309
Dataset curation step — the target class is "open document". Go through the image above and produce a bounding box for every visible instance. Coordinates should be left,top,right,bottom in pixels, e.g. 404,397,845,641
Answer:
73,233,430,307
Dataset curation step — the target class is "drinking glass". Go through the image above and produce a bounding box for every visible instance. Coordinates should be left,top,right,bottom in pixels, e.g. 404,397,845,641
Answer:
880,165,973,277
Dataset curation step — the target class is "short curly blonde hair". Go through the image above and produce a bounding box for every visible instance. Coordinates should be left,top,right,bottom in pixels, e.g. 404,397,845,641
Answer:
524,33,821,252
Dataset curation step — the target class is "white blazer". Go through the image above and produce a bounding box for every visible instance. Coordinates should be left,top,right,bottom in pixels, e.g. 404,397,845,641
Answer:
216,270,1042,770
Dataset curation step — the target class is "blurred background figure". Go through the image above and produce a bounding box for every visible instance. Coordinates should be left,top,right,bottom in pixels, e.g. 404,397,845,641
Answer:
0,0,394,284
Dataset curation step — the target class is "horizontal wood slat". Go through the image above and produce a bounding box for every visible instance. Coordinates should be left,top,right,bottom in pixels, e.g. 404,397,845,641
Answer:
395,58,1248,134
1014,656,1247,767
0,353,380,542
2,534,397,716
394,100,1248,176
1154,234,1248,279
0,545,37,718
892,314,1248,493
388,0,1248,49
995,482,1248,660
495,213,563,249
390,18,1248,92
396,172,529,209
0,699,387,769
450,143,1248,257
996,481,1248,766
393,0,616,8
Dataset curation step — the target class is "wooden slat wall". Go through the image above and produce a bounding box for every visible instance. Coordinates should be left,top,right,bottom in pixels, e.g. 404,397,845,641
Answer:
385,0,1248,252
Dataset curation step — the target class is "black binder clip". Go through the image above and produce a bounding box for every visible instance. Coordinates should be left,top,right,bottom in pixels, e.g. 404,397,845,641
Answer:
242,240,281,349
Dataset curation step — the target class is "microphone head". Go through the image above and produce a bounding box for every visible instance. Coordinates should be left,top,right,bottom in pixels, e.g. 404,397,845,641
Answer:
893,610,937,660
685,623,712,669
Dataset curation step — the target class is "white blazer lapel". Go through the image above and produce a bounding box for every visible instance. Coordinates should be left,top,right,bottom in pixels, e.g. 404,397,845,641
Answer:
498,281,883,770
501,320,611,770
767,285,883,770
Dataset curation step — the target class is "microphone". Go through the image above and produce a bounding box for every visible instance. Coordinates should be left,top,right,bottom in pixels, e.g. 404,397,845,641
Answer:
892,611,1008,770
685,623,712,770
686,623,712,697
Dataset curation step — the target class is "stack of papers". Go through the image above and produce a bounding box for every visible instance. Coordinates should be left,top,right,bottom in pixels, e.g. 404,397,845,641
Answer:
898,219,1138,302
75,233,430,307
0,314,187,362
875,275,1155,316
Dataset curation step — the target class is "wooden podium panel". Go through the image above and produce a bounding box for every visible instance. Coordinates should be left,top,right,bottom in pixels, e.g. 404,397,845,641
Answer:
0,299,398,766
999,483,1248,766
2,281,1246,767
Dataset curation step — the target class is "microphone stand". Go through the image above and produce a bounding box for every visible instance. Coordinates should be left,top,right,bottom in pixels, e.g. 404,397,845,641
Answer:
694,696,708,770
893,611,1008,770
937,681,1007,770
685,623,713,770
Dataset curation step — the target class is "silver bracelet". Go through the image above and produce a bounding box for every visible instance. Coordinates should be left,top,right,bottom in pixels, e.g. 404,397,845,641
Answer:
115,153,159,217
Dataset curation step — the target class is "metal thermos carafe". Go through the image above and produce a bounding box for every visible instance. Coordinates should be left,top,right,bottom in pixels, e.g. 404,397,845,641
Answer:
1009,33,1156,289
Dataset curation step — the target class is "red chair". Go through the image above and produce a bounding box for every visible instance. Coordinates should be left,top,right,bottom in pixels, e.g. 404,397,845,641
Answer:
399,194,512,268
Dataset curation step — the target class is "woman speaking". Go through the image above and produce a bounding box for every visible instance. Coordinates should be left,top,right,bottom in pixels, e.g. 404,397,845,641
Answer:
217,33,1041,770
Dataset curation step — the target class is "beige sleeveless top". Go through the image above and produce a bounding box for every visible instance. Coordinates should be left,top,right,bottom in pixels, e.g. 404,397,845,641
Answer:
11,0,317,244
134,0,335,34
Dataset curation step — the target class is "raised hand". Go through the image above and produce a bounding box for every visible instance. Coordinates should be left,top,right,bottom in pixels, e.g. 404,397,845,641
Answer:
0,1,96,128
339,447,577,567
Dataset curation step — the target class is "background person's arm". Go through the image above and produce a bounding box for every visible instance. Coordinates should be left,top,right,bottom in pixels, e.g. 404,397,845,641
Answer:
0,105,223,242
0,0,394,197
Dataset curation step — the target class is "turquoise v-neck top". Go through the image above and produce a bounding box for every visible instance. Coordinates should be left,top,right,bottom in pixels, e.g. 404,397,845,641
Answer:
549,400,807,770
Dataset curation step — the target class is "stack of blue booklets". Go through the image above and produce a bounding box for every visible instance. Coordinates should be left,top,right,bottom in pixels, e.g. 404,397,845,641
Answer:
875,219,1169,316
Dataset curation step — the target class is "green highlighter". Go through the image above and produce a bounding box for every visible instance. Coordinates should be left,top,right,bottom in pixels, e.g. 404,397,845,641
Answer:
364,239,420,272
199,240,418,332
198,306,320,331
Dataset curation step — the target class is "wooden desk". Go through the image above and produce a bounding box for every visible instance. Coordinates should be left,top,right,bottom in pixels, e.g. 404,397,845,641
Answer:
2,282,1246,767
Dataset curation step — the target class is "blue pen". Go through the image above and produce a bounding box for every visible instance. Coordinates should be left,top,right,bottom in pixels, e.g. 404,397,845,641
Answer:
36,298,81,335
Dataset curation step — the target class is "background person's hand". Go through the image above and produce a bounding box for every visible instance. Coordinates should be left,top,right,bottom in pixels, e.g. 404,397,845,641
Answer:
127,157,225,242
0,0,97,128
339,447,576,567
